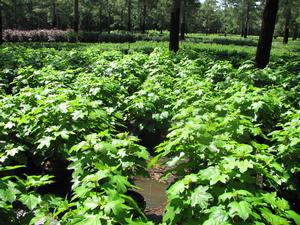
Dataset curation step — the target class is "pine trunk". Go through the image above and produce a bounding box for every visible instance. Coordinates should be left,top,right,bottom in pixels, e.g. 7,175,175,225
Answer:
74,0,79,33
241,21,244,37
128,0,132,32
28,0,33,29
224,0,227,36
169,0,181,52
283,8,291,44
0,0,2,45
52,0,57,28
255,0,279,69
14,0,17,29
293,23,298,40
106,0,111,33
98,4,102,32
243,1,250,38
141,0,146,34
180,0,185,40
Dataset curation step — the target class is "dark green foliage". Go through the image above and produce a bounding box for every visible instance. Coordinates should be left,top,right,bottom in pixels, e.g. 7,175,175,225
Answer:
0,44,300,224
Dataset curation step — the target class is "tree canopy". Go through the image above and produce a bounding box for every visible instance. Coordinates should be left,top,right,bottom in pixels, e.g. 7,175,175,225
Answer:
0,0,298,37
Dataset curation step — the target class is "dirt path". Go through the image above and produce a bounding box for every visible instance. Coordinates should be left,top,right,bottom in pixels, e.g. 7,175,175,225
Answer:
135,158,177,224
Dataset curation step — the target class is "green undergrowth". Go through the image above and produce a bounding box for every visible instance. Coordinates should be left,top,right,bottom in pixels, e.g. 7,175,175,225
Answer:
0,44,300,225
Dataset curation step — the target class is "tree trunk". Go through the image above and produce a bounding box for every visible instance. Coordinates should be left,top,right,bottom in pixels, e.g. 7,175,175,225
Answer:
28,0,34,29
107,9,111,33
293,23,298,40
106,0,111,33
52,0,57,28
128,0,132,32
283,6,291,44
160,17,164,34
13,0,17,29
180,0,185,40
224,0,227,36
98,4,102,32
0,0,2,45
255,0,279,69
243,1,250,38
241,21,244,37
141,0,146,34
74,0,79,33
169,0,181,52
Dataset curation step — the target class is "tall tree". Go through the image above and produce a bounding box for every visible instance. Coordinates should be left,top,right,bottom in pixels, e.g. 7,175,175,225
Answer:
291,1,300,40
199,0,221,35
222,0,228,36
127,0,132,32
13,0,17,28
293,23,298,40
28,0,33,29
255,0,279,69
154,0,171,34
0,0,2,45
52,0,57,28
243,0,250,38
141,0,146,34
74,0,79,32
98,0,102,32
169,0,181,52
282,0,293,43
106,0,111,33
180,0,185,40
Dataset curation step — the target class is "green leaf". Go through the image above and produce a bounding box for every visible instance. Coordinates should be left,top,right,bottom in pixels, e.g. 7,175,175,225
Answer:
4,121,15,129
125,218,154,225
72,110,85,121
0,181,20,203
260,207,290,225
251,101,264,112
219,190,253,203
237,160,253,173
58,103,69,113
20,193,42,210
219,192,235,203
70,214,102,225
167,181,186,198
190,185,213,209
111,175,130,193
104,191,130,216
285,210,300,225
228,201,252,221
36,136,54,149
0,165,25,172
58,129,73,140
234,145,253,157
163,204,181,223
275,198,290,210
166,152,185,167
84,196,102,210
199,167,229,185
135,146,149,160
25,175,54,187
203,206,229,225
121,194,146,220
94,142,117,154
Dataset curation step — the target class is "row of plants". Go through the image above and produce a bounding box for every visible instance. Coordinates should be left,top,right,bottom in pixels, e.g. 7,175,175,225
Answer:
0,48,157,224
4,29,284,47
152,57,300,224
2,29,169,43
0,44,300,224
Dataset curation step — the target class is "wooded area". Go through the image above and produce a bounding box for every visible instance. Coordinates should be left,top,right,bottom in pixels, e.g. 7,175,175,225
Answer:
0,0,299,39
